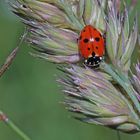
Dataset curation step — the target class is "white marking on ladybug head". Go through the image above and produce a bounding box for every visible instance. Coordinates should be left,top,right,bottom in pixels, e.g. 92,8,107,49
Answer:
95,54,99,57
88,55,92,58
90,38,94,42
99,57,103,60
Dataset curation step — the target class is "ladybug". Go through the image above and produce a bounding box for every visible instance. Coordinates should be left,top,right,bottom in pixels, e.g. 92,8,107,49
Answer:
78,25,105,67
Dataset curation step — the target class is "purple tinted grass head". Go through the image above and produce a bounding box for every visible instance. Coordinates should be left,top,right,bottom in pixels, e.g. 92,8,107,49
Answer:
131,62,140,101
59,65,140,133
135,63,140,80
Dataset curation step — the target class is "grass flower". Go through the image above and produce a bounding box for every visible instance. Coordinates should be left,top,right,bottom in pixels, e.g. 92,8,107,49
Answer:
106,1,137,73
11,0,106,63
11,0,140,134
132,63,140,100
59,64,140,133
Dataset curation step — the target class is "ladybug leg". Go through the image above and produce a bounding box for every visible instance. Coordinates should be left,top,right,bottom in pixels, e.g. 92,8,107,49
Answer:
103,32,106,48
77,38,79,43
103,32,106,40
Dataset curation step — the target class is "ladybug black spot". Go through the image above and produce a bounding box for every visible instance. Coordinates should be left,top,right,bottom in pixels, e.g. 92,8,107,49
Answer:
88,48,90,50
92,52,95,57
83,38,89,43
95,37,100,41
96,46,98,49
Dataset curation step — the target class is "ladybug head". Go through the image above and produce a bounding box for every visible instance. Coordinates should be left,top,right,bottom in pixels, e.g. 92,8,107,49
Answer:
84,55,103,67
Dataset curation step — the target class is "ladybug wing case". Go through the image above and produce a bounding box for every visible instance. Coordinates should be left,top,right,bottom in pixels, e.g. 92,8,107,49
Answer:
78,26,93,58
78,25,105,59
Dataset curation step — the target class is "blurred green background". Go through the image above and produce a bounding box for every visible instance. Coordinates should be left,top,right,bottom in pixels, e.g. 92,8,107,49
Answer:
0,0,140,140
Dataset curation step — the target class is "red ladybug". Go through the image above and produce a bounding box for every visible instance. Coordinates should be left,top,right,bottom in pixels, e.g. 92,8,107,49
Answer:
78,25,105,67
